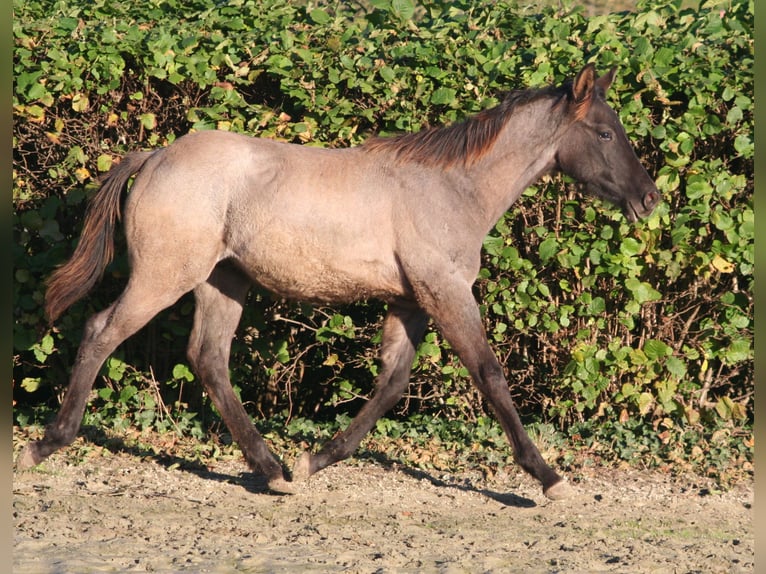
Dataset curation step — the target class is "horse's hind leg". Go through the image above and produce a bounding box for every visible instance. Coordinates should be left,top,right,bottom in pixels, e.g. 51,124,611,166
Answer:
187,263,289,492
17,279,187,469
293,302,428,481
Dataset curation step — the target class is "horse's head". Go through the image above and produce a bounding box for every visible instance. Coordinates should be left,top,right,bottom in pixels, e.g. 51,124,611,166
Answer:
555,64,660,222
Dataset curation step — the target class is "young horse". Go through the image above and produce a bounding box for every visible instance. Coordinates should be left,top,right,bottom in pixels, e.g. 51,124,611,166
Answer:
18,63,659,500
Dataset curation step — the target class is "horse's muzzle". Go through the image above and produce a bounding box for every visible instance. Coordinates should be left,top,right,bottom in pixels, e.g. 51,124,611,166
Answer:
642,189,660,212
626,188,660,222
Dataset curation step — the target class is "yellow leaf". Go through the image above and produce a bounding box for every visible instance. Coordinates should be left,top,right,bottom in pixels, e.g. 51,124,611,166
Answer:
711,254,734,273
75,167,91,182
25,104,46,123
730,401,748,421
638,392,654,415
72,93,90,112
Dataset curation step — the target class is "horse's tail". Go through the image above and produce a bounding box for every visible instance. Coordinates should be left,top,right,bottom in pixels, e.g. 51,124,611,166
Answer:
45,151,156,323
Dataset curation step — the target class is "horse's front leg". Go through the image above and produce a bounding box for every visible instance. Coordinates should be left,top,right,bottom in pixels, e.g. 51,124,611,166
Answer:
416,277,573,500
293,302,428,481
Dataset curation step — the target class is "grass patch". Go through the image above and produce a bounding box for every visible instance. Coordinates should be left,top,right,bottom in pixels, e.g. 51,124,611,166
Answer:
17,409,750,489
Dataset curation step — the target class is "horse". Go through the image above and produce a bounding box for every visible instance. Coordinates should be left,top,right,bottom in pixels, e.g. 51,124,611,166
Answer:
17,63,660,500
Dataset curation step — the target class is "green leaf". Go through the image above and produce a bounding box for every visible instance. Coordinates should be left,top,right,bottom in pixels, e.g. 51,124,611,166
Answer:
726,106,742,125
309,8,331,24
734,134,753,157
621,382,636,398
625,278,662,304
40,334,54,354
27,82,47,101
120,385,138,403
379,66,396,82
586,296,606,315
643,339,671,360
430,87,456,105
723,339,751,364
390,0,415,20
97,154,113,172
619,237,644,257
107,357,127,381
538,237,558,262
21,377,41,393
666,356,687,379
140,113,156,130
172,363,195,382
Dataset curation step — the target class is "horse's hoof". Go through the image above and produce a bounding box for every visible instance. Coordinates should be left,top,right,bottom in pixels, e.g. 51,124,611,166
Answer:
543,479,575,501
291,451,313,483
16,444,41,471
267,477,296,495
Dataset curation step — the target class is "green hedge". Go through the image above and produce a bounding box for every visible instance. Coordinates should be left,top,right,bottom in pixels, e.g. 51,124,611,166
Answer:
14,0,752,454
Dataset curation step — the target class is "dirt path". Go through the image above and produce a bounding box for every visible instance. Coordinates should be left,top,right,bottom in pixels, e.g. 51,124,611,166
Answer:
14,434,753,573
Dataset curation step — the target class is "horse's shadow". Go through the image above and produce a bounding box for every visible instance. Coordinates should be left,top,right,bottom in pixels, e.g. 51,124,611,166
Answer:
81,426,537,508
356,451,537,508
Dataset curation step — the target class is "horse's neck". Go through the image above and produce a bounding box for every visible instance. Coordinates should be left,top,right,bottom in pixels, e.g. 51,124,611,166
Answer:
469,101,565,232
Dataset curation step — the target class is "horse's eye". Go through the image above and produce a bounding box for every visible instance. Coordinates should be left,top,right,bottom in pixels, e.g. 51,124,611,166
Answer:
599,131,613,141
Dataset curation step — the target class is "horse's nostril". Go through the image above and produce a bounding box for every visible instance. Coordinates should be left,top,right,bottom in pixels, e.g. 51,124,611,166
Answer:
643,190,659,210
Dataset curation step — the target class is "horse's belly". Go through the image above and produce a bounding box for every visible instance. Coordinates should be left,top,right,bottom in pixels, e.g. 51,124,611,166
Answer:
236,244,409,304
252,261,407,303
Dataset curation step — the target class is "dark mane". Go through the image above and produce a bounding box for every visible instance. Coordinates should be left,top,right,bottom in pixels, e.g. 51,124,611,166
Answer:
362,85,566,168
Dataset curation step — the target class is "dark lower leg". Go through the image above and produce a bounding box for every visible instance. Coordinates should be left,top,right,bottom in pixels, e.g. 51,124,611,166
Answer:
199,368,285,483
189,270,286,486
18,356,105,467
302,369,411,475
424,287,568,498
18,298,161,468
477,363,563,492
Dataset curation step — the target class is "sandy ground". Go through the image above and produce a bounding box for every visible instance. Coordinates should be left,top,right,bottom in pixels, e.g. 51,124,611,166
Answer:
13,431,753,574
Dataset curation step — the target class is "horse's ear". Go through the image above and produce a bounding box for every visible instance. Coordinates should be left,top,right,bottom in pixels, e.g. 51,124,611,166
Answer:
571,63,597,120
596,67,617,93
